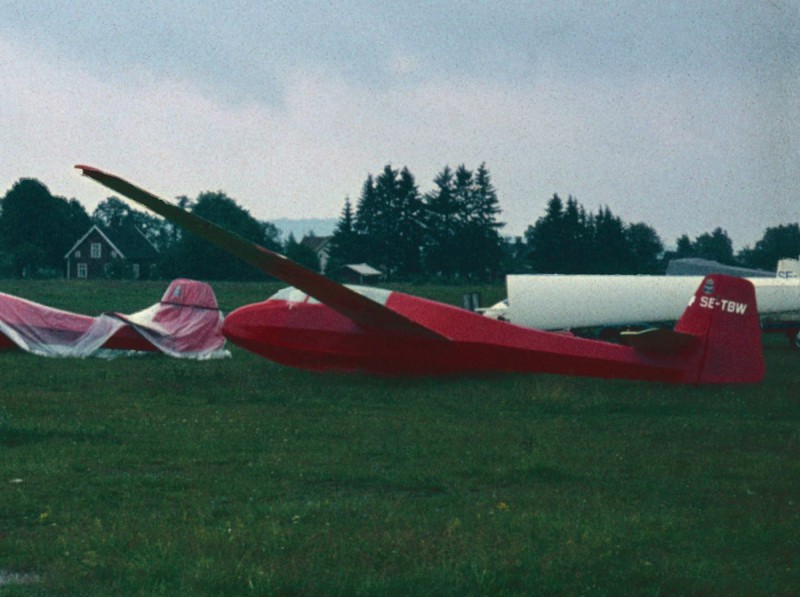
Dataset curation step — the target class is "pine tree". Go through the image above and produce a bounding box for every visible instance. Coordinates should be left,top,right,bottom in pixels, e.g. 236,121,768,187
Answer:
354,174,380,266
465,163,504,278
591,206,633,273
393,167,424,276
449,165,474,275
527,196,658,274
559,196,591,273
372,165,400,276
472,163,503,229
423,166,458,276
452,165,474,226
525,193,565,273
326,197,361,274
346,162,501,279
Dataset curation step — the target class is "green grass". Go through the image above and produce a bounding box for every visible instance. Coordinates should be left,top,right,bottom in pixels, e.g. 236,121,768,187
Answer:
0,280,798,595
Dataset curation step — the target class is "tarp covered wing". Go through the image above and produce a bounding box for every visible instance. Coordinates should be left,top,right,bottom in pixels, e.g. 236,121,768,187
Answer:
0,279,227,358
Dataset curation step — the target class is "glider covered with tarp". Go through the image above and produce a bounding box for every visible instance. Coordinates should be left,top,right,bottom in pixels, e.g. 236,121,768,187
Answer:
0,279,228,358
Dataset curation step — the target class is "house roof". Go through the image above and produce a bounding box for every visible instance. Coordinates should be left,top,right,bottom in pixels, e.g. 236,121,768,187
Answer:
65,224,159,260
341,263,382,276
301,235,332,253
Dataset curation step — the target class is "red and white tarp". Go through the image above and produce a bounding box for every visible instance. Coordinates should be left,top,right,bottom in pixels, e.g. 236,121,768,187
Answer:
0,279,228,359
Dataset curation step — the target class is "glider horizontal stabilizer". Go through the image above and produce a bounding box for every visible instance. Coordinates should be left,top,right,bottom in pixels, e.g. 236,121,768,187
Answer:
619,327,695,355
75,165,447,341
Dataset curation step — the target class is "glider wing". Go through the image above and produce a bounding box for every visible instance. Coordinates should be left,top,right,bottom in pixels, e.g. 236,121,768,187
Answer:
75,165,447,341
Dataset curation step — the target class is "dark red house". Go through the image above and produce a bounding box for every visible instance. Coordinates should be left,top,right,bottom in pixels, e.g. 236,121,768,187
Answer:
64,224,159,279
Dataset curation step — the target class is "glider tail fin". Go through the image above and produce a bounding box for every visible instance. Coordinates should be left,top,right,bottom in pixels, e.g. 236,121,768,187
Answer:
675,274,764,384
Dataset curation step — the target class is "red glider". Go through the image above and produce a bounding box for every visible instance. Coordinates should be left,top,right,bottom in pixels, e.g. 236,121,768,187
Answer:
76,165,764,383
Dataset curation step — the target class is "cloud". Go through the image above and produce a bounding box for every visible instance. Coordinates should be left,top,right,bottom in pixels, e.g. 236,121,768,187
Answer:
1,2,798,249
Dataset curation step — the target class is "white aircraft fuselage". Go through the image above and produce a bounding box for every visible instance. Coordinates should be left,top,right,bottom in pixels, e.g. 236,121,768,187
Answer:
495,272,800,331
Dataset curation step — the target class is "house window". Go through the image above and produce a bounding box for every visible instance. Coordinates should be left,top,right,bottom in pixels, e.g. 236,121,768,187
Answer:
77,263,88,279
75,250,81,258
90,243,102,258
132,263,141,279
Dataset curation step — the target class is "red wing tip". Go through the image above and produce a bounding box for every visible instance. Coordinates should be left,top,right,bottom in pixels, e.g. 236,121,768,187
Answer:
74,164,103,175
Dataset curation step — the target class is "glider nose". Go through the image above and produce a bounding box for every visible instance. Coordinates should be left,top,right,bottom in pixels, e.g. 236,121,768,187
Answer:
223,299,291,348
223,303,262,344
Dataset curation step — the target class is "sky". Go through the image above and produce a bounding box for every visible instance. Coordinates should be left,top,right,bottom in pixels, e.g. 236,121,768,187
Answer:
1,1,798,249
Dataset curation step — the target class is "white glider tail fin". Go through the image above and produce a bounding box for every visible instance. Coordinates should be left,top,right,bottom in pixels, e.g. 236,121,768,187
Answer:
777,258,800,279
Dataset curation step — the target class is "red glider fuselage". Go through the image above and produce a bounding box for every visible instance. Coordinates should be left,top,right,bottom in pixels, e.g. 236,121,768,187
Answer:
224,286,708,382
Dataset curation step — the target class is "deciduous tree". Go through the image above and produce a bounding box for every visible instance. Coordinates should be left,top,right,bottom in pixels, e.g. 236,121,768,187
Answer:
0,178,90,276
284,233,321,272
692,227,735,265
92,197,170,250
738,223,800,270
160,191,270,280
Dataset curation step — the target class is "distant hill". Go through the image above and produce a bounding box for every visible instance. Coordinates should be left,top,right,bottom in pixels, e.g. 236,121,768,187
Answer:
270,218,337,241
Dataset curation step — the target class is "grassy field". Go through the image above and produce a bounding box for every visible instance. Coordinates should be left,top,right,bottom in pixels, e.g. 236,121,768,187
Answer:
1,280,798,595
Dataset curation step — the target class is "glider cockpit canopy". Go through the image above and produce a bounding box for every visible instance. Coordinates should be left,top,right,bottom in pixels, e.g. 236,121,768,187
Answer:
268,285,392,306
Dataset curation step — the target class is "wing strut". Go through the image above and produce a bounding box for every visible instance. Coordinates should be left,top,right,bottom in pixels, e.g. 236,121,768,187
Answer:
76,165,447,341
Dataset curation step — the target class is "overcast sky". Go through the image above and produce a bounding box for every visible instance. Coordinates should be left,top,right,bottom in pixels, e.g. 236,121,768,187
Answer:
1,1,798,248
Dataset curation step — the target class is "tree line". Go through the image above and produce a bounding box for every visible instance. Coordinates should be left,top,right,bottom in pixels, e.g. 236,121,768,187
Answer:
325,163,503,280
519,194,800,275
0,169,798,280
322,169,800,279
